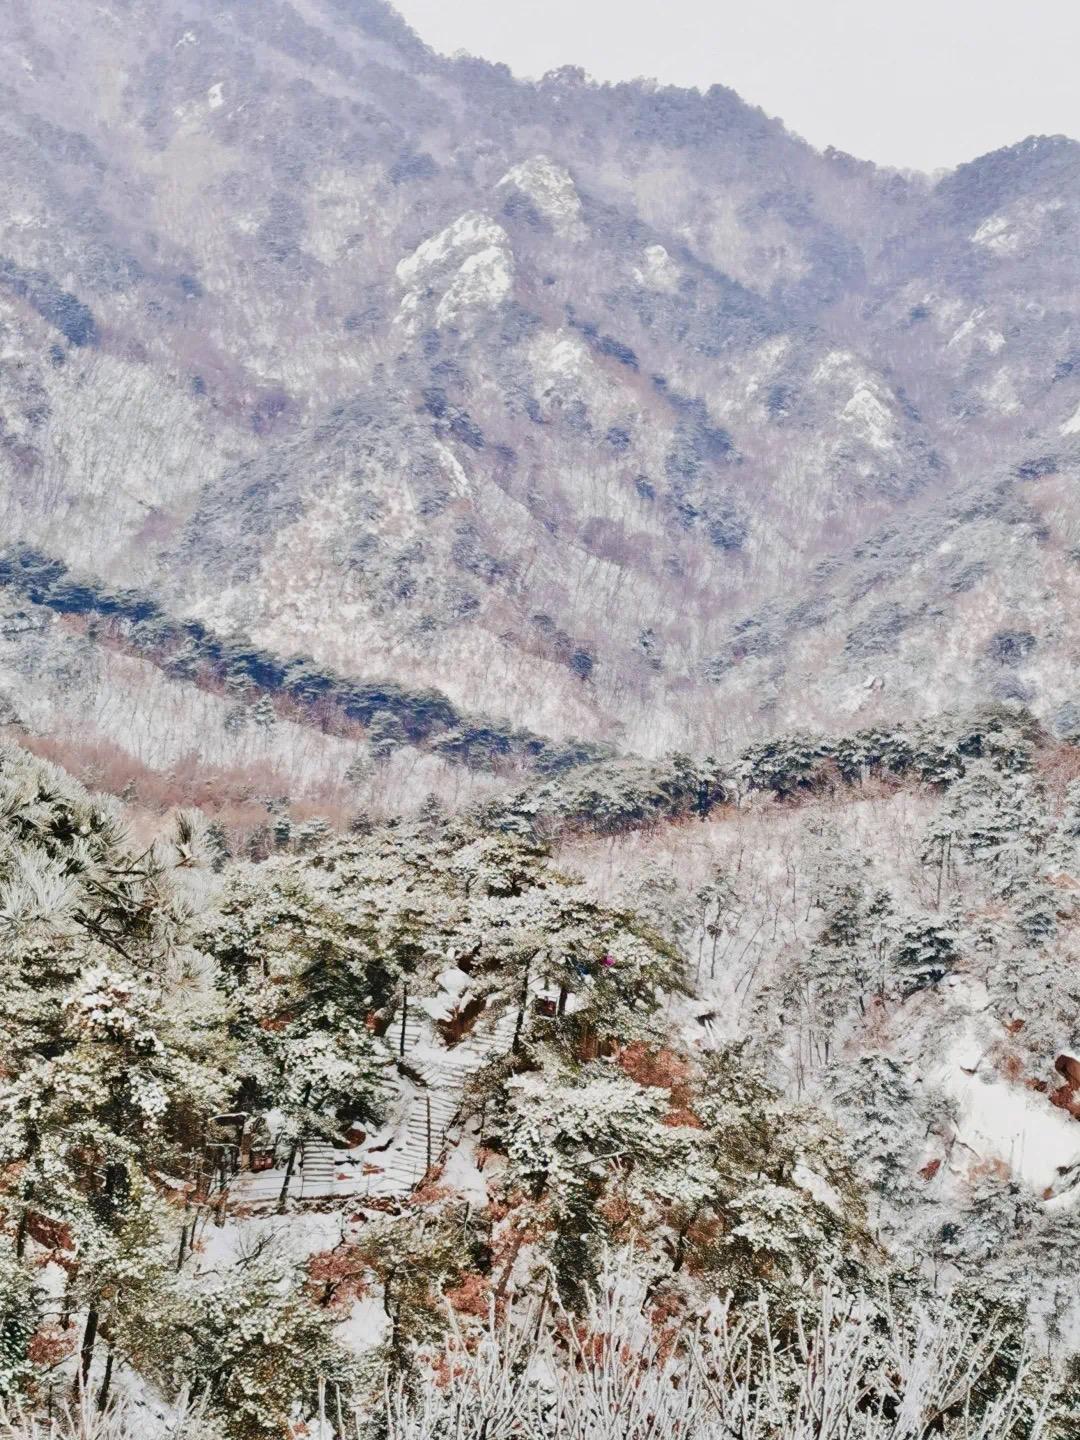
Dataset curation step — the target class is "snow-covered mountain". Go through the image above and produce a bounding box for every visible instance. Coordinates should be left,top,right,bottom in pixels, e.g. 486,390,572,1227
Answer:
3,0,1080,776
3,6,1080,1433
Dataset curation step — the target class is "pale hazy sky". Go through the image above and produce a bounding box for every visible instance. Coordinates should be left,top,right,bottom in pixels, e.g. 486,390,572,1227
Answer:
392,0,1080,173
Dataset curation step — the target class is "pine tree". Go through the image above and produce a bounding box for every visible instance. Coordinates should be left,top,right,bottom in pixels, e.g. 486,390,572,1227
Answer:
367,710,407,761
201,869,393,1179
0,748,226,1403
249,694,276,730
0,963,225,1396
204,821,232,873
0,1249,40,1402
178,1247,351,1440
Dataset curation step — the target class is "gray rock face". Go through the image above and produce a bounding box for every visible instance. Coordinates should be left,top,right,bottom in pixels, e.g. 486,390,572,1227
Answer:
1,0,1080,759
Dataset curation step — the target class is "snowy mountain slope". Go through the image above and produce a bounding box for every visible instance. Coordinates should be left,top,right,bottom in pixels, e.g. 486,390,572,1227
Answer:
7,8,1080,1432
1,1,1080,769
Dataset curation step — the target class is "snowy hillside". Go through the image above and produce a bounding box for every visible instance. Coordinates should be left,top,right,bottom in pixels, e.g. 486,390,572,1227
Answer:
0,2,1079,773
1,2,1080,1435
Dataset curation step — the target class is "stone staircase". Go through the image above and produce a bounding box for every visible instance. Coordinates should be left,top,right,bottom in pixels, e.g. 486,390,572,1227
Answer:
361,1005,519,1197
299,1140,338,1194
227,999,524,1210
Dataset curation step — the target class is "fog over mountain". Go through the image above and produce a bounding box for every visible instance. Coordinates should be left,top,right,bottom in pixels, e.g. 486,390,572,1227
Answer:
2,5,1080,1434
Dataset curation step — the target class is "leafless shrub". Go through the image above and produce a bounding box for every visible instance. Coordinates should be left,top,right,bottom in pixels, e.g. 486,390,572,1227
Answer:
370,1256,1050,1440
0,1391,218,1440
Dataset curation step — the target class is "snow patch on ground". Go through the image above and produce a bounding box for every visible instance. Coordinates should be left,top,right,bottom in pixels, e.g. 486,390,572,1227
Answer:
440,1137,491,1207
436,245,513,326
842,384,896,451
972,213,1021,256
435,442,471,495
1060,401,1080,436
810,352,898,452
971,201,1063,258
527,328,604,419
396,212,509,287
945,308,1006,357
937,1026,1080,1194
793,1161,843,1215
811,349,860,384
979,367,1022,415
338,1294,389,1354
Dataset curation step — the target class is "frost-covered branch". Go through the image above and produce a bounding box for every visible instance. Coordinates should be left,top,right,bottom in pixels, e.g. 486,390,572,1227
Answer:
372,1258,1050,1440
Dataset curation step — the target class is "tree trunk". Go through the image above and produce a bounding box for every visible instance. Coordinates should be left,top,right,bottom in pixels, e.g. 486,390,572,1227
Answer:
278,1085,312,1211
278,1140,301,1212
78,1307,99,1396
96,1347,114,1412
14,1206,28,1261
15,1136,38,1260
512,957,532,1055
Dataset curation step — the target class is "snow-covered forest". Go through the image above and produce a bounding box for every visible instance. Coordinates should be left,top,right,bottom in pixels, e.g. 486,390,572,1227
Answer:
1,699,1080,1436
3,0,1080,1432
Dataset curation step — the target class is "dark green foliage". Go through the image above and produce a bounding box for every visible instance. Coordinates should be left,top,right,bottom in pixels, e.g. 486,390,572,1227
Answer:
432,720,611,774
834,728,915,782
741,732,831,798
892,913,959,987
487,752,730,839
366,709,408,760
988,630,1037,666
0,1254,40,1400
1012,455,1057,482
389,150,438,185
845,601,916,657
0,258,98,346
744,706,1044,804
0,546,612,780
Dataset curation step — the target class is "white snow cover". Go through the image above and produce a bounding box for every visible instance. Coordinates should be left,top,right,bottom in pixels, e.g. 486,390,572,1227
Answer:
436,245,514,326
793,1161,843,1214
971,214,1021,256
395,212,509,287
979,367,1021,415
841,384,896,451
396,212,514,329
812,351,897,452
633,243,679,292
436,965,472,997
496,155,585,239
971,200,1063,257
945,309,1007,356
440,1136,491,1207
337,1294,390,1354
531,331,590,383
1060,401,1080,436
434,442,471,496
937,1026,1080,1195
